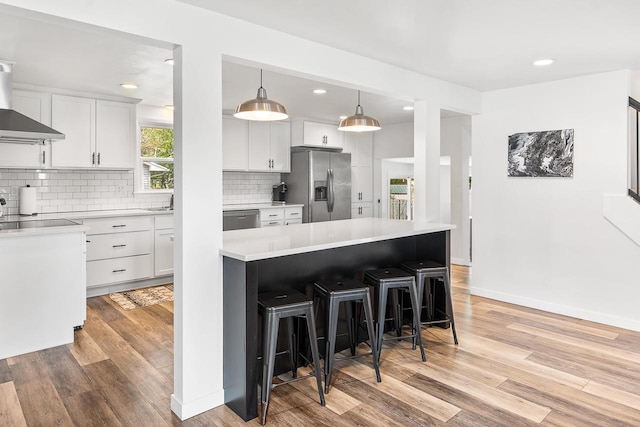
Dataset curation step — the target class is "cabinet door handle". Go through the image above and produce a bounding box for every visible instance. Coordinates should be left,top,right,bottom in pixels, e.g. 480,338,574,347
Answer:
92,152,95,165
86,240,91,243
42,151,46,165
98,152,101,165
112,244,127,248
112,224,127,228
112,269,127,273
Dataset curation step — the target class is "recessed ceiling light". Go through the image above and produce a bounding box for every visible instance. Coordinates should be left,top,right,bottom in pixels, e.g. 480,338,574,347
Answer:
403,106,414,111
339,115,348,120
313,89,327,94
165,58,174,66
165,105,175,111
120,83,138,89
533,58,554,67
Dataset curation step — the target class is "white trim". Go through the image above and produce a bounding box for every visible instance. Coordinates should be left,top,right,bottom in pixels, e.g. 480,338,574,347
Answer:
170,390,225,421
470,286,640,332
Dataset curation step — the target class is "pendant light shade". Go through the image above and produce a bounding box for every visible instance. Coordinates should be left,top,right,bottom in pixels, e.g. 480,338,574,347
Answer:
234,69,288,121
338,90,380,132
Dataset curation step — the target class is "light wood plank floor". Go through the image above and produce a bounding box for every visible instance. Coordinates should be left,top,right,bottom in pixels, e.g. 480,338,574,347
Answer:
2,266,640,426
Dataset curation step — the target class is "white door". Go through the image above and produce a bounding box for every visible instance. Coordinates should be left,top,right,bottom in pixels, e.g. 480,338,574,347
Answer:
270,121,290,172
154,229,174,276
248,121,271,171
0,91,50,168
323,125,342,149
96,100,135,169
303,121,325,146
51,95,95,168
222,116,249,170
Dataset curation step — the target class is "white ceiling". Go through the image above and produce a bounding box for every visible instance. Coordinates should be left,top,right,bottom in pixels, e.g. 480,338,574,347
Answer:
182,0,640,91
5,1,636,123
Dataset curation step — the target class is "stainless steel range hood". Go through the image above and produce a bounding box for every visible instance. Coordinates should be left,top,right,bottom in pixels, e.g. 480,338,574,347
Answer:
0,61,65,145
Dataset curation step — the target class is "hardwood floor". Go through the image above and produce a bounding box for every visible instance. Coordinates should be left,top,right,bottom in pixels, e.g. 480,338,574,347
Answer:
2,265,640,426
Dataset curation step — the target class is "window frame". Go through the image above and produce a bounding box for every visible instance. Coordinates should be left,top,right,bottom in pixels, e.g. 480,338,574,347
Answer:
136,119,175,194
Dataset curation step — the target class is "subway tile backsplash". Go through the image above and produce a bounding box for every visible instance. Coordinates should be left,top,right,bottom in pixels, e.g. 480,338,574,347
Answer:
223,172,282,204
0,169,281,215
0,169,171,215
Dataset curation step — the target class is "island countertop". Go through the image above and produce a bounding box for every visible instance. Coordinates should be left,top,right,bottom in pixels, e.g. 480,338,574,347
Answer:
221,217,455,262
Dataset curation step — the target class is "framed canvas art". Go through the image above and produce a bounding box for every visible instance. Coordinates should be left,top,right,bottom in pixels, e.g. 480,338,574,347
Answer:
508,129,574,177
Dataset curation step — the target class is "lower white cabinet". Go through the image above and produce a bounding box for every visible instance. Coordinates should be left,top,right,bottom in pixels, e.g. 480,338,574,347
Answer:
84,216,153,288
260,206,303,227
86,255,152,288
352,202,373,218
154,215,174,276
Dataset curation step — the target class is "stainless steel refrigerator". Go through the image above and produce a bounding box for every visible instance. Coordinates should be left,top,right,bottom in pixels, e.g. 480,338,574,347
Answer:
285,150,351,222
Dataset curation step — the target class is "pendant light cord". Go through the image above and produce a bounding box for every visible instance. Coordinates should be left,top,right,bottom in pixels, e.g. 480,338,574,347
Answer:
260,69,263,89
357,90,361,107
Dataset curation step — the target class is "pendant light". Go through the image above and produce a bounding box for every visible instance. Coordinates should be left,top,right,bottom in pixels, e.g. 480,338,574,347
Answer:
338,90,381,132
234,69,288,121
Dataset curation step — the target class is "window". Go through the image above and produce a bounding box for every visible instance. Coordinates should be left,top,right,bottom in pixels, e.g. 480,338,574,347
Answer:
140,125,174,191
629,97,640,203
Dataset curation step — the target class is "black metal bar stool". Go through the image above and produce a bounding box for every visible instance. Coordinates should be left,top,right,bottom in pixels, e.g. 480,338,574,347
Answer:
401,261,458,345
313,279,381,393
258,290,325,425
364,268,426,363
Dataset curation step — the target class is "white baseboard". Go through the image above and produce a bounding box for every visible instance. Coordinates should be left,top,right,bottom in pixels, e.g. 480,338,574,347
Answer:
451,257,471,267
470,286,640,332
171,390,225,421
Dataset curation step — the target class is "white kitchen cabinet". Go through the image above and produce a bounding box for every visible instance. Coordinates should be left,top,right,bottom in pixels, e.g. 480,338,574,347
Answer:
352,202,373,218
0,90,51,168
248,121,291,172
154,215,174,276
83,216,153,288
260,205,302,227
222,115,249,170
50,95,136,169
291,120,342,149
95,100,136,169
343,132,374,208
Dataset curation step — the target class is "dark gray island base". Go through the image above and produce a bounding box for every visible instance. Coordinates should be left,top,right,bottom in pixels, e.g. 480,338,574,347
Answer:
222,219,452,421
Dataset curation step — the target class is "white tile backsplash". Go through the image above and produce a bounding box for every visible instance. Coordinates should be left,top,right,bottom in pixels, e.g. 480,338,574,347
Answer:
223,172,282,204
0,169,171,215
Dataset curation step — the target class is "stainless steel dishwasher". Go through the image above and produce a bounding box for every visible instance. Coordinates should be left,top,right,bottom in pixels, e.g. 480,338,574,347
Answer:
223,209,260,231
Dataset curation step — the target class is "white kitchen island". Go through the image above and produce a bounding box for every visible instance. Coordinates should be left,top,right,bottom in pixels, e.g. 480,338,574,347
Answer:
0,219,88,359
221,217,454,421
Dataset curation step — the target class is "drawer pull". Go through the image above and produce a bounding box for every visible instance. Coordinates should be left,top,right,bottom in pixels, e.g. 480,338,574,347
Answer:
290,212,299,215
112,269,127,273
269,214,278,217
112,244,127,248
86,240,91,243
112,224,127,228
269,221,279,225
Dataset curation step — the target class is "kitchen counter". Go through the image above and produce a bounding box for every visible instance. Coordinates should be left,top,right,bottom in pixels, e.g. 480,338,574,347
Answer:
0,208,173,223
0,218,89,238
222,217,454,261
223,202,304,211
222,217,454,421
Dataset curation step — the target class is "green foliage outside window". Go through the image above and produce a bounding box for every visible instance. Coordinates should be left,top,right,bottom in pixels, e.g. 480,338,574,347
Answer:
141,127,174,190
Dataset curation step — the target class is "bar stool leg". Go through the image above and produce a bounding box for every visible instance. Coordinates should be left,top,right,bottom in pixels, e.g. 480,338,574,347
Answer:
412,272,426,351
391,289,402,337
375,286,389,364
304,306,326,406
261,312,280,425
407,279,426,362
443,272,459,345
324,299,339,393
286,317,298,378
344,301,356,356
362,291,381,383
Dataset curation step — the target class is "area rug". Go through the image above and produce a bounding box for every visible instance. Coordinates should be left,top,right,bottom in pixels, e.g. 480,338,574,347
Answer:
110,284,174,310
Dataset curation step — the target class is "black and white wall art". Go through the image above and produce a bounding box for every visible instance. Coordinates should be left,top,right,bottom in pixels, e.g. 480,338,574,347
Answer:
508,129,574,177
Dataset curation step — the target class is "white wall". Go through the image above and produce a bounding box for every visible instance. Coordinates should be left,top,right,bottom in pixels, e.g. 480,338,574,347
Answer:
0,0,481,420
473,70,640,331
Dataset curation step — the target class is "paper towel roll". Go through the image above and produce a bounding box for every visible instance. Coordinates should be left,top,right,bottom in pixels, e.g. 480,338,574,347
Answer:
19,185,37,216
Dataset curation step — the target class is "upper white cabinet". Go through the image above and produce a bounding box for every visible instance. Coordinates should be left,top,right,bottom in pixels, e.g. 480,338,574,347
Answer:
248,121,290,172
0,90,51,168
222,115,291,172
222,116,249,171
291,120,342,149
343,132,374,202
51,95,135,169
